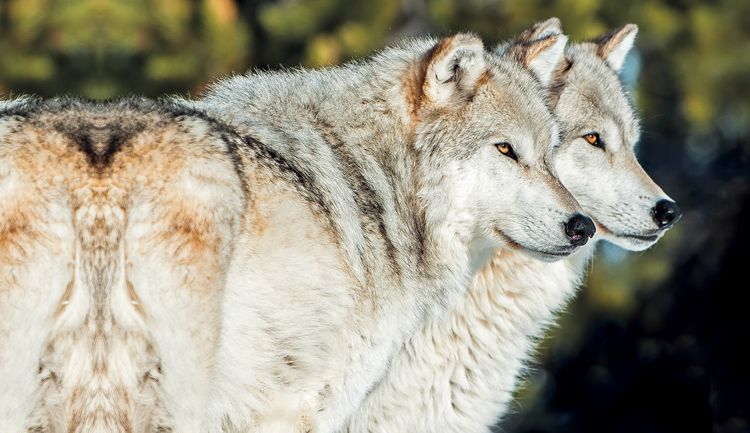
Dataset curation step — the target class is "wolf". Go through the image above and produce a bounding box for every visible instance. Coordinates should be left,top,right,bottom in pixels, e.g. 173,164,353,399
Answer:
194,32,593,433
342,20,683,433
0,98,246,432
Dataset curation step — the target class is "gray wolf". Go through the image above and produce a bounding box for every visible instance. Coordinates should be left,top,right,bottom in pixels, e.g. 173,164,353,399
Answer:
0,98,246,432
343,19,682,433
194,32,590,433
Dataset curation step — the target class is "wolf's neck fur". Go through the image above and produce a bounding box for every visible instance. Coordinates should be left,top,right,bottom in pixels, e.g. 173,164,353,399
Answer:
345,242,597,433
200,39,483,314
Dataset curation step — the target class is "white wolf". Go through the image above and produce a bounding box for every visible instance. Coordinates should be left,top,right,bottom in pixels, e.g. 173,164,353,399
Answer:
195,32,594,433
343,20,682,433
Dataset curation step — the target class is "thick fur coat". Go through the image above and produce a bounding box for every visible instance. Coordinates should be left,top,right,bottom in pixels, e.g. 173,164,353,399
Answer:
0,98,247,432
343,22,680,433
195,33,585,433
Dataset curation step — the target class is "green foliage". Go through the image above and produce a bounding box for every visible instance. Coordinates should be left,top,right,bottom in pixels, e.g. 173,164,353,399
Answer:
2,0,747,136
0,0,250,97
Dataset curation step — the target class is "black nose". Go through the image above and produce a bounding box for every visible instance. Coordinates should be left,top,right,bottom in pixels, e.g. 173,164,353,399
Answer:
565,214,596,247
652,199,682,229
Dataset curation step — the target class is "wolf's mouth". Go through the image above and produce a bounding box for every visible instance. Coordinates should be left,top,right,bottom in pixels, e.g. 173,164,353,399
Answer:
606,227,660,242
530,246,578,256
595,222,661,243
522,246,579,262
494,228,577,259
619,233,659,242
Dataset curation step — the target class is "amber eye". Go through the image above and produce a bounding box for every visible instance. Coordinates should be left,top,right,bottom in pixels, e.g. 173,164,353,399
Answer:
583,132,604,149
495,142,518,161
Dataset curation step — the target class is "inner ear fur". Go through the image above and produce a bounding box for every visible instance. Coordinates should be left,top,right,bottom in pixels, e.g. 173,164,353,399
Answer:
515,17,563,43
591,24,638,72
493,17,562,56
504,33,569,86
422,33,488,106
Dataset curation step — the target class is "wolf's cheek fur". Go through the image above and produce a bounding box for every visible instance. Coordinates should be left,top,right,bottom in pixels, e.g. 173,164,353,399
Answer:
554,140,671,251
460,145,581,259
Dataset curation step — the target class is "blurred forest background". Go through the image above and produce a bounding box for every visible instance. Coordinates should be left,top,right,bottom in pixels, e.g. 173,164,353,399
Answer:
1,0,748,432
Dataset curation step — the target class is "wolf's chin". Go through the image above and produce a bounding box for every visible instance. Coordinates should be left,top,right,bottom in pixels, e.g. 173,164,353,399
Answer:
520,247,577,262
594,221,664,252
608,232,662,251
491,227,576,261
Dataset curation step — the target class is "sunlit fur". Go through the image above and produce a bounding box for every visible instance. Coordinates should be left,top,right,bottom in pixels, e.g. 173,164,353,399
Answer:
0,98,246,432
194,33,582,433
344,22,679,433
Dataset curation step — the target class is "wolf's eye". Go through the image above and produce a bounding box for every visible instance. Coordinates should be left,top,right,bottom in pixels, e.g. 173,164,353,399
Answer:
495,142,518,161
583,133,604,149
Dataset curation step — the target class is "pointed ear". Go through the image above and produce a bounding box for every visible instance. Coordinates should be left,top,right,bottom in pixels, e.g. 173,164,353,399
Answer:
423,34,487,106
517,17,563,42
494,17,562,55
504,34,568,86
592,24,638,72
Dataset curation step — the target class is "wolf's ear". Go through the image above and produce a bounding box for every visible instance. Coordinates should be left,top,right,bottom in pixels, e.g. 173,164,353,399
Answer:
423,34,487,106
514,17,563,44
504,34,568,86
493,18,562,57
592,24,638,72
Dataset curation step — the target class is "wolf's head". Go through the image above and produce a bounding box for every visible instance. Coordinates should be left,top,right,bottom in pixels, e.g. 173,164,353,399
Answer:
500,21,681,252
407,33,593,262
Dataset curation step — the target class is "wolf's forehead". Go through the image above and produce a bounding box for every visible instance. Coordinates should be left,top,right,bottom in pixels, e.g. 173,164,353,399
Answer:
480,93,558,160
563,55,640,138
463,60,558,159
485,59,542,97
484,62,555,124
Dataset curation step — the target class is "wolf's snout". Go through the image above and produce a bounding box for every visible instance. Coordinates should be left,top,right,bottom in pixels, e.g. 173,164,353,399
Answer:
565,214,596,246
652,199,682,229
